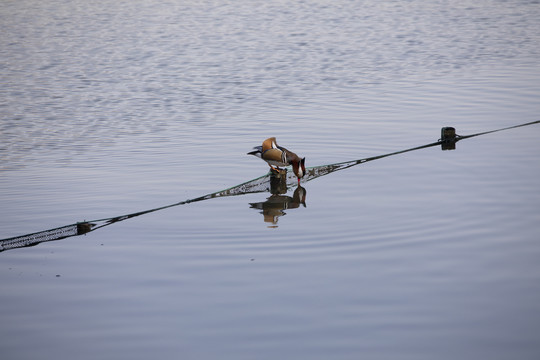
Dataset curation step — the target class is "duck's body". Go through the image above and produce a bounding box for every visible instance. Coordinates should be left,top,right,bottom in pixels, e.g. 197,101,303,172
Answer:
248,137,306,182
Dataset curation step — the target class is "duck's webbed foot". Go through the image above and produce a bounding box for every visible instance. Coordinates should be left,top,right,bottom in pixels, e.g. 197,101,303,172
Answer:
269,165,281,173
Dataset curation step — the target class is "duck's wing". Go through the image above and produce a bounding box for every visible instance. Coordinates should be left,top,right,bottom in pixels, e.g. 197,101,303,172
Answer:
262,137,278,152
262,148,287,166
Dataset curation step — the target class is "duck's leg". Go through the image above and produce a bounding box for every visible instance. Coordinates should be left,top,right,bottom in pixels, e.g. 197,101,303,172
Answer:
268,165,281,173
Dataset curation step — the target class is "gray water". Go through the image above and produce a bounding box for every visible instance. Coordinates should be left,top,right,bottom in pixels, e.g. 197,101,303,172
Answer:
2,1,540,359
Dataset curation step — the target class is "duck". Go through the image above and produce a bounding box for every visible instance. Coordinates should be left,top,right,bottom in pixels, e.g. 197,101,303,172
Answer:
248,137,306,183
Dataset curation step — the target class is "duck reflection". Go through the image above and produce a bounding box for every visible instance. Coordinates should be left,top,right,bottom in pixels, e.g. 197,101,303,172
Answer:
248,169,306,226
250,184,306,227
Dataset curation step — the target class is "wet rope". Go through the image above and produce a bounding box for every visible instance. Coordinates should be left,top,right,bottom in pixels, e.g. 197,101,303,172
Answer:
2,120,539,251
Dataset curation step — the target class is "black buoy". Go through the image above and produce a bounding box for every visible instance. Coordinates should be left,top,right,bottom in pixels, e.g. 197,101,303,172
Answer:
441,127,457,150
77,222,94,235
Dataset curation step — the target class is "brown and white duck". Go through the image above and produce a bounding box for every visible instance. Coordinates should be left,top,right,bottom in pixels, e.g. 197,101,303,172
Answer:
248,137,306,183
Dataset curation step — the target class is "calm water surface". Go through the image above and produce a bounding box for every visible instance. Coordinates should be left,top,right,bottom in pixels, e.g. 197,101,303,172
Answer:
1,1,540,359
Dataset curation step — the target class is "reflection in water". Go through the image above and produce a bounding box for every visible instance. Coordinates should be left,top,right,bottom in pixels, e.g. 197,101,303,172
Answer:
250,175,307,227
1,122,538,251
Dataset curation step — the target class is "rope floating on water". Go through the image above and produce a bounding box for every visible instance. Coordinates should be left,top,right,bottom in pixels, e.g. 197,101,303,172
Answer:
2,120,539,252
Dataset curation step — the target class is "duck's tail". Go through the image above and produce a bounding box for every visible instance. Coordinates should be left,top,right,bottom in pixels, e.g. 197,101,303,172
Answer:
247,146,263,158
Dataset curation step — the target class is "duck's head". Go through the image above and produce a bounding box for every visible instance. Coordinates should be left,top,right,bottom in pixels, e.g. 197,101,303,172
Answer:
292,157,306,183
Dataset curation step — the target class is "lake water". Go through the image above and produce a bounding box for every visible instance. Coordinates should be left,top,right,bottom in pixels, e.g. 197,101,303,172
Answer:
1,0,540,359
